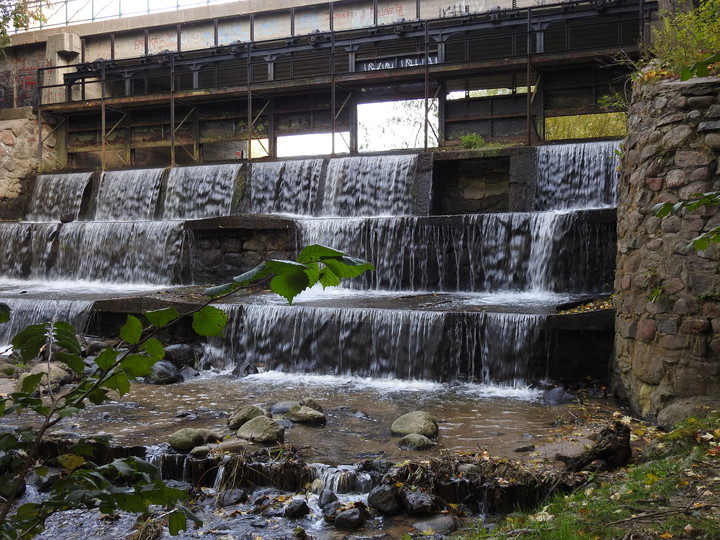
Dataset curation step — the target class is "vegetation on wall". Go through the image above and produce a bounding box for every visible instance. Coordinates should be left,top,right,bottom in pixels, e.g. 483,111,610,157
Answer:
0,0,45,50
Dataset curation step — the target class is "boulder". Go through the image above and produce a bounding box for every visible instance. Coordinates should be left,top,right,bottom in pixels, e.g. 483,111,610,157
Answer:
144,360,183,385
0,361,18,378
15,362,72,393
227,405,268,430
543,386,577,405
285,498,310,519
271,401,301,415
334,507,365,530
236,416,285,443
168,428,222,452
164,344,199,369
285,405,327,425
367,484,401,515
318,489,338,509
397,433,436,450
391,411,438,438
216,488,249,507
300,398,323,412
400,489,434,515
412,514,458,534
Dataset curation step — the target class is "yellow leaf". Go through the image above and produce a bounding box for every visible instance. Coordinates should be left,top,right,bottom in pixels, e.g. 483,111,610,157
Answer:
646,472,660,485
659,533,673,539
57,453,85,472
421,528,435,536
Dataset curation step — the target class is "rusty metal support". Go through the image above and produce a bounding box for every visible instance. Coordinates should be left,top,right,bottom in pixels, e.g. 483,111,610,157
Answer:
170,54,176,166
424,21,429,151
101,63,106,169
525,9,532,147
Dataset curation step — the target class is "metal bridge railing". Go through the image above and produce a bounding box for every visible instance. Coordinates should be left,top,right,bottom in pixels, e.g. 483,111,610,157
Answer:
11,0,236,32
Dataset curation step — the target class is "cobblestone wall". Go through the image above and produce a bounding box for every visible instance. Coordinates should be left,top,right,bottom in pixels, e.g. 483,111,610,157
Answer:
615,77,720,427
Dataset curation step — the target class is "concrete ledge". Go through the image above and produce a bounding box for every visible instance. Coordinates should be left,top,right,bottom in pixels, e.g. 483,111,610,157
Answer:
0,107,35,121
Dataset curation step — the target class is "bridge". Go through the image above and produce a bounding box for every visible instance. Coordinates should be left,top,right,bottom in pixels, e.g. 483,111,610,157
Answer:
2,0,657,169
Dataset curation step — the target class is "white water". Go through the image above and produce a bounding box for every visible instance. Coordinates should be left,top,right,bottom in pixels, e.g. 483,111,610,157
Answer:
535,140,619,210
246,159,324,215
322,154,419,216
95,168,164,221
25,172,93,222
163,163,241,219
0,298,93,347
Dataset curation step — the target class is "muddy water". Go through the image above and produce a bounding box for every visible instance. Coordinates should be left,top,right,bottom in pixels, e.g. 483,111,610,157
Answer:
61,372,575,465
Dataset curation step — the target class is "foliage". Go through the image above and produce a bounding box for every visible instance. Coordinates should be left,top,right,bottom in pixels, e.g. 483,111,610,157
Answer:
0,1,45,50
358,98,439,151
545,112,627,141
0,245,373,538
461,414,720,540
649,0,720,77
459,133,485,150
654,192,720,250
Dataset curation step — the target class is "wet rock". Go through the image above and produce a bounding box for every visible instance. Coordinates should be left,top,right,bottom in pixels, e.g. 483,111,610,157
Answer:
514,444,535,453
285,498,310,519
180,366,199,379
300,398,323,412
15,362,72,393
236,416,285,443
271,401,301,415
400,489,434,515
164,344,199,369
216,487,249,507
457,463,483,475
413,514,458,534
285,405,327,425
29,466,61,492
318,489,338,509
234,361,259,377
85,340,108,356
391,411,438,438
334,507,365,530
397,433,436,450
144,360,183,385
543,386,577,405
227,405,269,430
168,427,222,452
367,484,401,515
0,360,18,378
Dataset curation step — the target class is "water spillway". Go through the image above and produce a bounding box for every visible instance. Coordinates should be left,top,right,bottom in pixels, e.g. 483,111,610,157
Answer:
0,141,617,385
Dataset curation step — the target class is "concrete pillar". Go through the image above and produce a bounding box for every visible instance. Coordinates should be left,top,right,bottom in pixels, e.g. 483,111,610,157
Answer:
43,33,82,104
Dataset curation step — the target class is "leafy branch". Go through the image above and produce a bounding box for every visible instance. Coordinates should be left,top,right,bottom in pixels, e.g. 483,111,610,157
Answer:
653,192,720,251
0,244,373,539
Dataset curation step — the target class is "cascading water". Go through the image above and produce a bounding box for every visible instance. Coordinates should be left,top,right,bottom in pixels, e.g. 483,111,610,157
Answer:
163,163,242,219
0,298,93,347
534,140,619,210
321,154,418,216
95,168,164,221
245,159,324,215
25,172,93,222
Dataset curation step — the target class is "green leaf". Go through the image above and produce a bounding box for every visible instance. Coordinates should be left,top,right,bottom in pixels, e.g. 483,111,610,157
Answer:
145,307,180,328
105,371,131,396
12,324,48,363
55,351,84,375
95,348,119,371
87,387,109,405
192,305,228,337
120,315,143,345
168,509,188,536
57,406,82,418
204,281,241,298
297,244,345,263
142,338,165,361
322,255,375,279
270,269,311,304
233,261,273,285
0,303,10,324
53,322,82,355
120,354,157,378
318,267,342,288
21,373,43,394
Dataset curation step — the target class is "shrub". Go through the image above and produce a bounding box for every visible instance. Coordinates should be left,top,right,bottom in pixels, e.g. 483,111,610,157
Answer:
459,133,485,149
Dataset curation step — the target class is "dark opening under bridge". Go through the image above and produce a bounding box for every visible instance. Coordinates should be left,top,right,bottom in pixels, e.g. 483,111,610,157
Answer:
5,0,657,168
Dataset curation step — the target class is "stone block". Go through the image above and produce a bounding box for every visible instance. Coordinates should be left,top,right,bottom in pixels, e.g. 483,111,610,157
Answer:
675,150,714,168
659,335,690,350
679,318,710,334
662,125,693,148
705,133,720,150
673,296,700,315
687,96,716,109
698,120,720,133
665,169,686,188
673,366,706,397
656,316,679,335
679,181,712,200
637,318,657,342
46,33,82,56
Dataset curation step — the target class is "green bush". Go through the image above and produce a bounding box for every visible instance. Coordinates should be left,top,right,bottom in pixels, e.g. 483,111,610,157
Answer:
650,0,720,75
459,133,485,149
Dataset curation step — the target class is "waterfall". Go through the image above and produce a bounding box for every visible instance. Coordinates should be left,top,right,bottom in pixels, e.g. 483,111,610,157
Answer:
322,154,418,216
95,168,164,221
534,140,619,210
0,298,93,347
51,221,186,284
246,159,324,215
163,163,241,219
202,305,547,384
0,223,60,280
25,172,93,222
296,211,598,293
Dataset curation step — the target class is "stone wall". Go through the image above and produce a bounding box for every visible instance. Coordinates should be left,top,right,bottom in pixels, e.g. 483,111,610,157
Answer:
0,107,62,220
614,77,720,427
